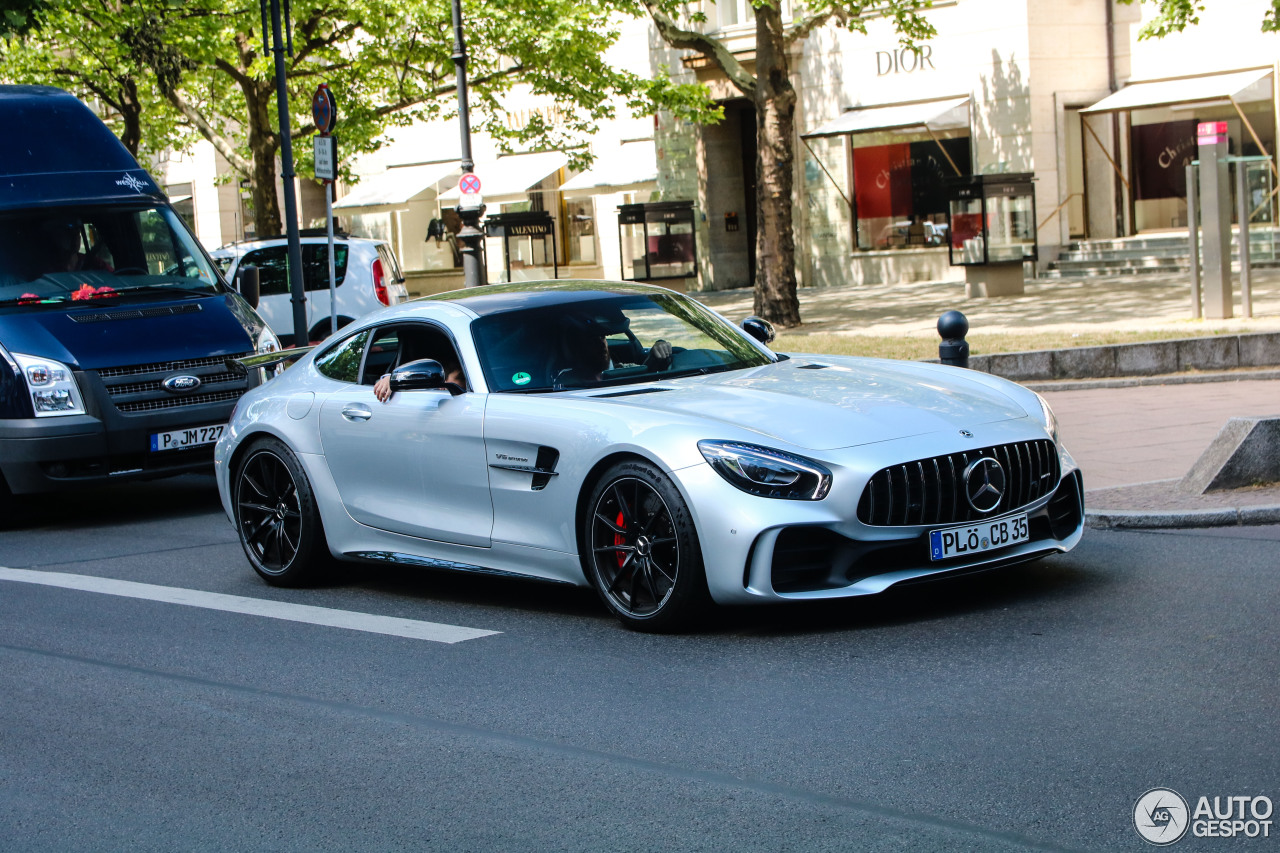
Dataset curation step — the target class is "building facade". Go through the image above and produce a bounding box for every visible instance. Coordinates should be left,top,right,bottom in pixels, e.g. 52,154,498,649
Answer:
155,0,1277,297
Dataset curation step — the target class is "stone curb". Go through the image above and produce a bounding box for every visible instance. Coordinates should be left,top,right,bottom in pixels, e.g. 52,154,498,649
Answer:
1085,504,1280,529
969,331,1280,382
1024,368,1280,392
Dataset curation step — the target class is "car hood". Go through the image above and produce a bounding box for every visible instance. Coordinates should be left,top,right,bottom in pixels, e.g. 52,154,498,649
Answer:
588,357,1032,451
0,293,259,369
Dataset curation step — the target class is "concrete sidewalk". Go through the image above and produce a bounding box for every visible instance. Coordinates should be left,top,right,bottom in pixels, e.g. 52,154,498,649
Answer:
1040,378,1280,528
694,269,1280,528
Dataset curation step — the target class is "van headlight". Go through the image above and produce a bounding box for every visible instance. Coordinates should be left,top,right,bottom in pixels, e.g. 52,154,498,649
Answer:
255,327,281,381
698,440,832,500
13,353,86,417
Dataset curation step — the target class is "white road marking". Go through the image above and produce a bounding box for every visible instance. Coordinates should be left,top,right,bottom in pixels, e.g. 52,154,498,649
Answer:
0,567,499,644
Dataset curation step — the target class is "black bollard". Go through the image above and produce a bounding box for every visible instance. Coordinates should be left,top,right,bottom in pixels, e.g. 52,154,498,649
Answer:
937,310,969,369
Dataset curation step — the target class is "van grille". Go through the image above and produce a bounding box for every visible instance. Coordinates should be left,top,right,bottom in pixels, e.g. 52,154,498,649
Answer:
856,440,1059,527
90,352,254,415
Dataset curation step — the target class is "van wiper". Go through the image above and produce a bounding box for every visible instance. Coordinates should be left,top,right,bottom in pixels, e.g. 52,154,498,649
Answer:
109,283,218,298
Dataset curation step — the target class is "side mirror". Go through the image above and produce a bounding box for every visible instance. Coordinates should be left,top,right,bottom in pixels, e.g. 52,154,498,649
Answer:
741,316,775,345
237,264,260,309
389,359,463,396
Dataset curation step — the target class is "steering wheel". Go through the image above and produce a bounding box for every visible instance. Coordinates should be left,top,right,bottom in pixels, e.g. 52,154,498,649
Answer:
113,266,148,276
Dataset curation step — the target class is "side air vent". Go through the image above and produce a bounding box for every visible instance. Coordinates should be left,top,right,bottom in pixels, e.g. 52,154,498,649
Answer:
70,303,203,323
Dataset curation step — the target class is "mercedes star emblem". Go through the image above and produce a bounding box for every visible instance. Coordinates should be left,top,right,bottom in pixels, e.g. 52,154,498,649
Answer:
963,456,1006,513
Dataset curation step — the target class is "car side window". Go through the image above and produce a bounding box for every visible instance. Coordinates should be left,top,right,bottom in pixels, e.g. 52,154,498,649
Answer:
359,322,466,388
302,244,348,291
241,246,289,296
314,329,370,383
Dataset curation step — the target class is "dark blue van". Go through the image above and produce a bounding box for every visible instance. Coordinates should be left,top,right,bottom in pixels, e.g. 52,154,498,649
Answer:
0,86,278,511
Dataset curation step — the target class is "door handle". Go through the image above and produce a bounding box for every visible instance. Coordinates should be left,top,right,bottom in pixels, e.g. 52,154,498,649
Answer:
341,404,373,422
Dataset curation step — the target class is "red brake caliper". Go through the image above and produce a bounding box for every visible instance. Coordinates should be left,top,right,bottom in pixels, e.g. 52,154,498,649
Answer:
614,510,627,568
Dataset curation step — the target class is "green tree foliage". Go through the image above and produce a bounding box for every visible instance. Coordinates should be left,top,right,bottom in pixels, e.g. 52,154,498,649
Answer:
637,1,936,326
1118,0,1280,37
0,0,714,236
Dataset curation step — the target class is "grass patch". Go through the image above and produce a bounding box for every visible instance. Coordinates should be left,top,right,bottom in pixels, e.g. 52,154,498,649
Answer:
774,328,1241,361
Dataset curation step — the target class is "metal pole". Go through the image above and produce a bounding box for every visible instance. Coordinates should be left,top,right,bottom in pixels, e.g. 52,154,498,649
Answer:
1237,161,1252,318
1187,163,1201,320
326,180,337,335
451,0,485,288
265,0,308,346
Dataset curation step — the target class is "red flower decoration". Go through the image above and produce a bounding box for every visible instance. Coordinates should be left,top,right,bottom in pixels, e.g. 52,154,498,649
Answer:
70,284,116,300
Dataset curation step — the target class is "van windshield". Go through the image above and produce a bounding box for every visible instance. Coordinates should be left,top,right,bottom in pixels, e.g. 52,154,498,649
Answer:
0,204,223,307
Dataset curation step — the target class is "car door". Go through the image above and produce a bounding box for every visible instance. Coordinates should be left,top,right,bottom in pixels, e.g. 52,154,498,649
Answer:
317,322,492,547
239,245,314,341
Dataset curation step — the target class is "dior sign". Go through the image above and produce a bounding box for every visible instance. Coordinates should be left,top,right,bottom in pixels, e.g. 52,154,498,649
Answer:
876,45,935,75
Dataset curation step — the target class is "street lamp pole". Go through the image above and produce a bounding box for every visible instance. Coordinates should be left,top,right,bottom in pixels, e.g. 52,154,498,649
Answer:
262,0,308,346
451,0,485,287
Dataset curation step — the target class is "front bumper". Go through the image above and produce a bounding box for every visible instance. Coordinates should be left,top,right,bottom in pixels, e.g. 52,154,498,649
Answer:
678,434,1085,606
0,403,239,495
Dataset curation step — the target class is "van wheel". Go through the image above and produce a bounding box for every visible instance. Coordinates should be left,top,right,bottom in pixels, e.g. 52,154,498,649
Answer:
309,316,353,344
233,437,330,586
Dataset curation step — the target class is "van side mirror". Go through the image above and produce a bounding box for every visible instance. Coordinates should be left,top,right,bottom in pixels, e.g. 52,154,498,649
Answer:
237,264,260,308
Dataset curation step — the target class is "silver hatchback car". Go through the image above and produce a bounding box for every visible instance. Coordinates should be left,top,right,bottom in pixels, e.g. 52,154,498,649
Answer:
212,232,408,343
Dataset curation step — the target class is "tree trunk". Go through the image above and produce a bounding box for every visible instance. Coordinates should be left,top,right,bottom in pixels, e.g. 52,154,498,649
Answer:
244,78,283,238
117,79,142,157
751,4,801,328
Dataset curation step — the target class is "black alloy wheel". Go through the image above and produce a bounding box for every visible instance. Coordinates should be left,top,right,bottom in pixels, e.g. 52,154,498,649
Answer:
233,437,328,586
584,460,708,632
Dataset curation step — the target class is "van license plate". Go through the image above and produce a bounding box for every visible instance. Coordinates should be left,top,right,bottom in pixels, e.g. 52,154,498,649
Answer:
150,423,225,452
929,514,1029,561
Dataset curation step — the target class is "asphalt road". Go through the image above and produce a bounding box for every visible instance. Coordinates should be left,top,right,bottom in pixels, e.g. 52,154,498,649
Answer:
2,476,1278,852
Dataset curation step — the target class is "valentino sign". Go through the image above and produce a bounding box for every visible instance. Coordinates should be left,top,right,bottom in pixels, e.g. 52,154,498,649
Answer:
877,45,936,75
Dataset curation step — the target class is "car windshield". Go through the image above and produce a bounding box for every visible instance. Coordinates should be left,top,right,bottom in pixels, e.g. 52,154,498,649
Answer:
471,291,775,393
0,204,223,307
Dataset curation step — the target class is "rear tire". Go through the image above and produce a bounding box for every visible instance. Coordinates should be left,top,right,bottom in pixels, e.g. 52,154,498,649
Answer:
232,437,330,586
582,459,709,632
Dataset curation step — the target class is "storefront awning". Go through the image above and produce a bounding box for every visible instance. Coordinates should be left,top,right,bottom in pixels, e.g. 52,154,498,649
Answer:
802,96,970,139
559,141,657,198
332,161,459,211
438,150,569,203
1081,68,1273,114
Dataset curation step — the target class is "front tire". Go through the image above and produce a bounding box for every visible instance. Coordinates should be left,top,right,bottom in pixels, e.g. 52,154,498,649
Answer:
233,437,330,586
582,459,708,632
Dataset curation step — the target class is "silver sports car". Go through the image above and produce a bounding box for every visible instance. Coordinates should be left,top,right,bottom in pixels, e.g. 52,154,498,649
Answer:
215,281,1084,631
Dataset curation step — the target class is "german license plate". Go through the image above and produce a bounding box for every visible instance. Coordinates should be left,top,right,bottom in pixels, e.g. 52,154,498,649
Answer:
929,513,1029,561
150,423,225,452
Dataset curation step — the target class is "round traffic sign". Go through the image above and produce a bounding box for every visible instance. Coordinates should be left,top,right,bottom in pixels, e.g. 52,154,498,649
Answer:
312,84,336,136
459,172,482,195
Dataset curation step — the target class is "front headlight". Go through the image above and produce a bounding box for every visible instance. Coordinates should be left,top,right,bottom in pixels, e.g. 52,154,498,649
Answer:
255,326,281,381
1035,392,1059,442
13,353,86,417
698,440,831,500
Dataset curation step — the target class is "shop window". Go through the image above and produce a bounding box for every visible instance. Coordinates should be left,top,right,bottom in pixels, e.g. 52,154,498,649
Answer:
484,210,559,283
853,137,970,251
618,201,696,281
566,198,596,264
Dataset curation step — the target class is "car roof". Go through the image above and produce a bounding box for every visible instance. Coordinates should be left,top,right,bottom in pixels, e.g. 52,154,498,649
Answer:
421,280,686,318
216,233,385,254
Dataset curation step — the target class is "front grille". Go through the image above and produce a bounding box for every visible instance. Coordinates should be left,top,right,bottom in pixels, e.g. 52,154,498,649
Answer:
857,440,1059,527
114,389,243,413
90,352,254,415
96,352,252,379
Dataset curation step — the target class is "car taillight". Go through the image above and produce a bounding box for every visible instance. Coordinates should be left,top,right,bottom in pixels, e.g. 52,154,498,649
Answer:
372,258,389,306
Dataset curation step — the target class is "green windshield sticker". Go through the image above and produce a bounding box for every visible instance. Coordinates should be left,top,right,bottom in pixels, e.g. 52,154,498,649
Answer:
512,372,531,386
